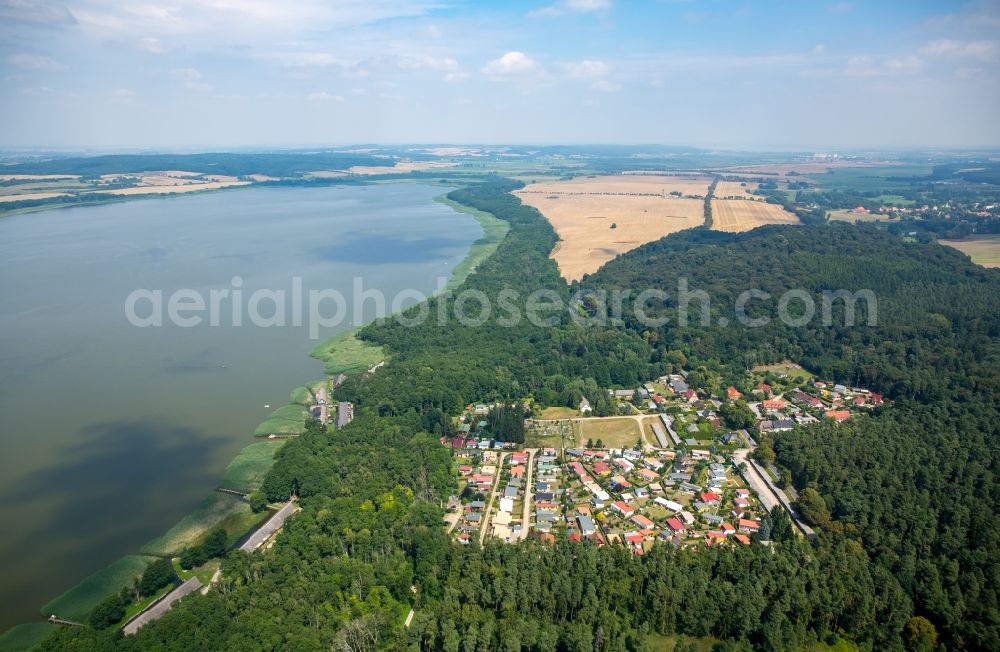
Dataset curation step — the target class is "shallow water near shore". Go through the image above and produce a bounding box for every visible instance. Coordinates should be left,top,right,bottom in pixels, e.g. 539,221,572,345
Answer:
0,183,481,630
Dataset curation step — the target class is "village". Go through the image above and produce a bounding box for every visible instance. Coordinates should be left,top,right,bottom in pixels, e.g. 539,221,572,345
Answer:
442,363,882,551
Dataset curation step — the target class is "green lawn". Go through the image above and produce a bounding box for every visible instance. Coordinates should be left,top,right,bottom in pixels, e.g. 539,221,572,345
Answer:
538,406,578,419
252,404,310,437
173,558,221,587
0,623,57,652
310,330,387,376
41,555,157,622
574,417,642,449
220,441,286,493
141,492,266,556
288,379,326,405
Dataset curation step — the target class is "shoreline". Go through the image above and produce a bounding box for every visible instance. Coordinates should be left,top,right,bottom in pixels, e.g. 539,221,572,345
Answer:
6,180,501,644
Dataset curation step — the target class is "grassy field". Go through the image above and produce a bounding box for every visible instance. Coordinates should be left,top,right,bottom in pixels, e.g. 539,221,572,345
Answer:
173,558,221,587
939,234,1000,268
252,404,311,437
710,199,799,232
141,492,266,556
752,361,814,383
807,164,932,191
0,623,57,652
311,329,387,376
435,194,510,290
288,379,326,405
828,209,894,223
574,417,642,449
538,406,578,419
41,555,156,622
220,441,286,493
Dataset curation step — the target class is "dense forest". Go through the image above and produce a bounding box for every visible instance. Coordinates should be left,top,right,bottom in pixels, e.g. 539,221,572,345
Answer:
40,181,998,650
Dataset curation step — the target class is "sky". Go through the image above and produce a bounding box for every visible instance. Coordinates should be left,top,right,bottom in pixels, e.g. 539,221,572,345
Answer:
1,0,999,150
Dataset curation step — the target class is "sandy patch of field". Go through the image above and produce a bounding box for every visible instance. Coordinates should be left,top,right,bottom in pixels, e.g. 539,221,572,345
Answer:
248,174,279,182
348,161,459,175
711,199,799,232
522,174,712,198
715,181,759,200
0,174,78,181
0,191,69,202
828,209,892,223
95,181,250,196
517,180,704,281
939,235,1000,268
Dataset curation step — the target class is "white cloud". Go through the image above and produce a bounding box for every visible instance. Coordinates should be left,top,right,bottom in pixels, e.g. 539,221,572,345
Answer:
171,67,213,91
482,51,538,76
590,79,620,92
397,55,460,72
530,0,612,17
307,91,343,101
137,37,168,54
562,59,610,78
7,53,65,70
921,40,999,63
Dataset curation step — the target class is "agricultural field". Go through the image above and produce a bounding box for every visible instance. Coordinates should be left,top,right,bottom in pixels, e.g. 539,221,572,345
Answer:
516,176,707,280
714,181,759,200
41,555,157,622
94,179,249,195
828,209,894,223
939,234,1000,268
572,417,642,449
710,199,799,232
347,161,459,175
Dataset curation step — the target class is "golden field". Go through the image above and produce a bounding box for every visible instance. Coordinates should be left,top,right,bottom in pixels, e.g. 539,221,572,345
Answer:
515,176,706,281
710,199,799,232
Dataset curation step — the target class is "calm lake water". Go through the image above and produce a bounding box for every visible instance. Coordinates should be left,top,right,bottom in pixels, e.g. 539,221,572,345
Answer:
0,183,481,630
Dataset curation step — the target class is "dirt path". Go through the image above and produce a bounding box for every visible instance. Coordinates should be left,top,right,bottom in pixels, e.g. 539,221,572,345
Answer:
519,448,537,540
479,452,508,545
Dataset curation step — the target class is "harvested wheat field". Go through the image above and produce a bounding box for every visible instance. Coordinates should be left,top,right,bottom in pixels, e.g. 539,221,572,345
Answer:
348,161,458,175
521,174,712,199
714,181,759,200
95,180,250,195
939,235,1000,268
0,192,69,203
516,178,706,281
711,199,799,232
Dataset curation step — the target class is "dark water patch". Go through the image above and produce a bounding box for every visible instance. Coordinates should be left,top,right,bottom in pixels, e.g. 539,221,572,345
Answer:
314,234,470,264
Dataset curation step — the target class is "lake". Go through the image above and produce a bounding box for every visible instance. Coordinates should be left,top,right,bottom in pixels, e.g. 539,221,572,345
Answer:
0,183,482,630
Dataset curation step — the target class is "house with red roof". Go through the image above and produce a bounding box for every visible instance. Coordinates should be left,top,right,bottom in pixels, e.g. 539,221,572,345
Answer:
592,461,612,476
738,518,760,533
631,514,655,529
700,491,721,505
612,501,635,517
734,534,752,546
825,410,852,422
726,386,742,401
665,517,686,532
762,399,786,411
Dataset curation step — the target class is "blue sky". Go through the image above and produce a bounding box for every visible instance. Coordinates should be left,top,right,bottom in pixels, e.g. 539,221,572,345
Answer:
1,0,998,149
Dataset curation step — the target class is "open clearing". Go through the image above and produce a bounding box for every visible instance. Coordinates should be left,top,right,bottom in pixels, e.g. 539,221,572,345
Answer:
516,176,707,280
828,209,894,223
348,161,458,175
0,192,70,202
521,174,712,197
710,199,798,232
95,180,250,195
573,417,641,449
714,181,759,200
939,235,1000,268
